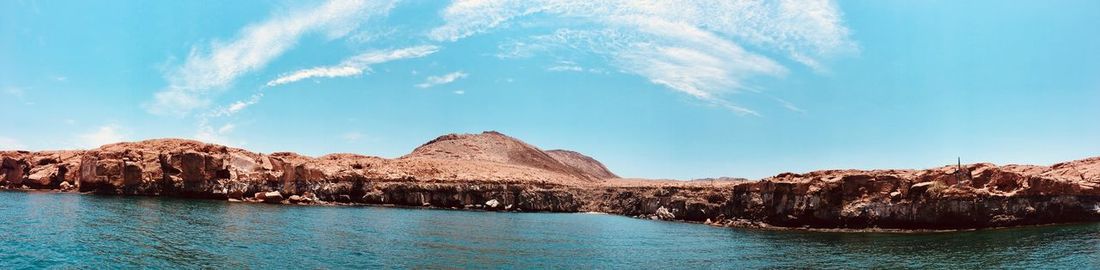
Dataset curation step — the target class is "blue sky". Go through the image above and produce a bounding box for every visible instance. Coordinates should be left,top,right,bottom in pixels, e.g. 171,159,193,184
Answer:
2,0,1098,179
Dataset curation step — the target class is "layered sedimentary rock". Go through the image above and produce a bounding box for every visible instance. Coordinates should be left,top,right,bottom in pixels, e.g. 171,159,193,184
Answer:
1,131,1098,230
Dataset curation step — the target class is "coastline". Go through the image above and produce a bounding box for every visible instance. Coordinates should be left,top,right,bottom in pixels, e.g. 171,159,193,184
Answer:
2,133,1099,232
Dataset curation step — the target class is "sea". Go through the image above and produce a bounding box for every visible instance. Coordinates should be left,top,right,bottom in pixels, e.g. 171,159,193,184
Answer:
0,191,1097,269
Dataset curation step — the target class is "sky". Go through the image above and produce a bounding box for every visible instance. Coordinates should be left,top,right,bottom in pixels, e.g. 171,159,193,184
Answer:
2,0,1098,180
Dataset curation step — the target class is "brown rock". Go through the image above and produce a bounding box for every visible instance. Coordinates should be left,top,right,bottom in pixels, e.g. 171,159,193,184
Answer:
1,156,28,185
255,191,284,203
26,165,60,187
485,199,500,209
288,195,310,204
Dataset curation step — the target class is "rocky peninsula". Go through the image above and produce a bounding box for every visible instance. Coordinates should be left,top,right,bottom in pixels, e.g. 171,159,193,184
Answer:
2,131,1098,231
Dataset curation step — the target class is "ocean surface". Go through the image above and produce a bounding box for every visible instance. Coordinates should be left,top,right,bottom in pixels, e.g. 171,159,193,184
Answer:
1,191,1098,269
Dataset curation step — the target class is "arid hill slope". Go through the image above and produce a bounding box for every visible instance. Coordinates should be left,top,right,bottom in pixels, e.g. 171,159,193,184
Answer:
545,150,618,179
402,131,604,182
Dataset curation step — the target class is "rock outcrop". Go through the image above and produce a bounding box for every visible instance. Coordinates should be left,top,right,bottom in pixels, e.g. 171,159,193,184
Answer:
1,131,1098,231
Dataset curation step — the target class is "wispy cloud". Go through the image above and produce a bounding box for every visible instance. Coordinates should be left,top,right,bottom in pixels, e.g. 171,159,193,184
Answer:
0,136,25,150
547,65,583,72
225,93,264,115
341,131,364,142
430,0,856,114
774,97,806,113
429,0,543,42
147,0,397,116
266,45,439,87
546,60,605,73
416,71,468,88
204,45,440,135
78,125,128,148
4,86,24,98
3,86,34,106
194,119,241,146
266,67,363,87
217,123,236,134
205,92,265,118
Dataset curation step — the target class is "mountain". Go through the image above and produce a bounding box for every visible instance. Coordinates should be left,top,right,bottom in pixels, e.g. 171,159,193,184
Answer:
402,131,611,181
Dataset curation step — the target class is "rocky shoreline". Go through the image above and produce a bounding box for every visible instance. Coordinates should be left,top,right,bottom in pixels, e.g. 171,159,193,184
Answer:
2,131,1098,231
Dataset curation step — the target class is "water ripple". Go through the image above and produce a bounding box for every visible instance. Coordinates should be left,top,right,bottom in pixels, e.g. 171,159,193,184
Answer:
1,191,1098,269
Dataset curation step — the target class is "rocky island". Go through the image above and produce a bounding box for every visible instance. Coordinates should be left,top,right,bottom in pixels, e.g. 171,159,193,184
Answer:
1,131,1098,231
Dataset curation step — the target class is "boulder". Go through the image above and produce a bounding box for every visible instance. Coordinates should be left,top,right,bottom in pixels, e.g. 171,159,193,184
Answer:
485,199,501,209
301,191,319,202
288,195,313,204
254,191,284,203
909,181,937,197
336,194,352,203
654,206,676,220
227,189,245,200
26,165,60,187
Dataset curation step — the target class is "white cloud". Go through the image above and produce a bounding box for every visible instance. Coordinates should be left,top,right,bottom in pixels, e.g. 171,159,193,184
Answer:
501,25,781,114
429,0,545,42
200,92,265,120
341,131,363,142
230,46,438,130
4,87,34,105
0,136,26,150
226,96,259,115
433,0,855,59
416,71,468,88
190,8,427,148
4,87,24,98
547,65,583,72
546,60,605,73
430,0,855,115
266,45,439,87
217,123,236,134
266,66,363,87
78,125,128,148
774,97,805,113
453,90,465,95
194,120,240,146
147,0,397,116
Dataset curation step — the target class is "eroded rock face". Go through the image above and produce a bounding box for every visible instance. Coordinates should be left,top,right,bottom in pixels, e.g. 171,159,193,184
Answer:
1,133,1098,231
1,156,29,186
720,165,1100,229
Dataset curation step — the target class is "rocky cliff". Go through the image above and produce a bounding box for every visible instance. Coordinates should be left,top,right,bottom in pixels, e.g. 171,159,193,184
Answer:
1,131,1098,231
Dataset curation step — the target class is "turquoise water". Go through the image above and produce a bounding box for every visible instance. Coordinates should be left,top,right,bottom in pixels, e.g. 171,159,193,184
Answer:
1,191,1099,269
